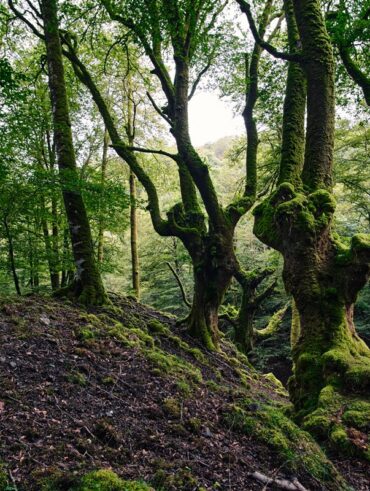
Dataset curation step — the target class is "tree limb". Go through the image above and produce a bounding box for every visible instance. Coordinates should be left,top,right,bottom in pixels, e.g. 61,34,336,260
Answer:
235,0,302,62
338,45,370,106
166,261,191,308
146,91,173,125
127,146,179,162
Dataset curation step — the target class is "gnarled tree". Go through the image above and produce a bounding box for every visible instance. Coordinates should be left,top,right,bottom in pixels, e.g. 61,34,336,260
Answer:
245,0,370,456
55,0,275,349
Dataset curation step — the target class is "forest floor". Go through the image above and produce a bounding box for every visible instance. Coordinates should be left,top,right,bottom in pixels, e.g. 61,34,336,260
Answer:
0,294,369,491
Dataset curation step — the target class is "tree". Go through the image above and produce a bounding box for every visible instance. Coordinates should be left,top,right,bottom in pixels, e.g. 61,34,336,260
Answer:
46,0,264,349
245,0,370,440
10,0,108,305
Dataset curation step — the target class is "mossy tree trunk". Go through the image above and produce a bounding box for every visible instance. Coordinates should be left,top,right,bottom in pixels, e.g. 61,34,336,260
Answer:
40,0,107,306
124,75,141,300
183,231,237,350
46,126,61,290
253,0,370,444
234,268,276,353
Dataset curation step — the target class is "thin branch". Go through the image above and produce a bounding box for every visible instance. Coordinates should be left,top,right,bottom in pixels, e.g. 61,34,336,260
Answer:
7,0,44,39
146,91,172,125
166,262,191,308
188,59,212,100
338,46,370,106
235,0,302,62
127,146,179,162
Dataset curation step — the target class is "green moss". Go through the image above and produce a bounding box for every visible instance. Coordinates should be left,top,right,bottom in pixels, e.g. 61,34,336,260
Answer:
351,233,370,252
205,380,224,392
76,470,153,490
76,325,99,341
302,385,370,459
187,417,202,433
256,304,288,339
0,466,9,491
39,469,78,490
145,349,202,384
222,399,345,487
263,372,288,396
254,184,337,252
162,397,181,418
176,380,192,396
342,401,370,429
102,376,115,385
147,319,168,334
67,371,87,386
152,467,198,490
330,426,352,454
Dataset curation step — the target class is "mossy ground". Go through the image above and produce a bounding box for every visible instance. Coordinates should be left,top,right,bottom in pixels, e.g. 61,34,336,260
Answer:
0,294,368,490
40,469,153,490
302,385,370,461
221,398,347,490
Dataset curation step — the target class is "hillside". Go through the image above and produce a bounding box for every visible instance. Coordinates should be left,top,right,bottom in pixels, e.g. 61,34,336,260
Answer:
0,295,368,491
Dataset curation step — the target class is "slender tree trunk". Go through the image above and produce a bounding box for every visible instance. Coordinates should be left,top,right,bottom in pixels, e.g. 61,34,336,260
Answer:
40,197,60,291
3,217,21,295
50,193,60,290
129,170,140,299
125,81,140,299
40,0,107,305
61,226,70,288
47,127,61,289
97,127,109,264
234,269,276,353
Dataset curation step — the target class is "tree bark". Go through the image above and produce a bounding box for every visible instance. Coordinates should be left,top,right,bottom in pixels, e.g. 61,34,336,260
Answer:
129,170,140,299
40,0,107,305
97,127,109,265
234,268,275,353
124,76,141,300
3,217,21,295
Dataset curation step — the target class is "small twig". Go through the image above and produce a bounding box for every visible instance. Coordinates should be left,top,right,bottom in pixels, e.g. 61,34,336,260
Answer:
249,471,308,491
8,469,18,490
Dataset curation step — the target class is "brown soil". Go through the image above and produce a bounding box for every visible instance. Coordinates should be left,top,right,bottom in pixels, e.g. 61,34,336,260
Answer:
0,294,368,490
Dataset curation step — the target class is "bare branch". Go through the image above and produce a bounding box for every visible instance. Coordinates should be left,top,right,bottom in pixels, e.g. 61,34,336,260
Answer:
166,262,191,308
188,59,212,101
8,0,44,39
236,0,302,62
146,91,172,126
127,146,179,162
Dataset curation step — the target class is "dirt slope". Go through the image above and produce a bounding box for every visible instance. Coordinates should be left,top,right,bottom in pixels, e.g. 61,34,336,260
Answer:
0,295,368,490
